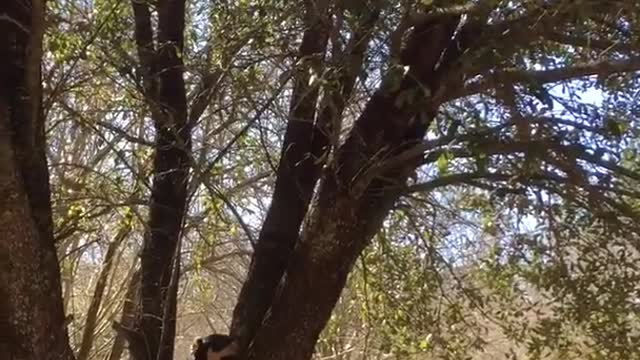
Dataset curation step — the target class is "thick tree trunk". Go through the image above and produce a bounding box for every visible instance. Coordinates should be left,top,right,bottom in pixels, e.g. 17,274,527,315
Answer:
231,3,381,353
125,1,190,360
247,16,463,360
230,0,331,350
0,1,75,359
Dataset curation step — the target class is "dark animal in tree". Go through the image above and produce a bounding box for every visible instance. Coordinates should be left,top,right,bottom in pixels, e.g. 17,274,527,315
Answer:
191,334,238,360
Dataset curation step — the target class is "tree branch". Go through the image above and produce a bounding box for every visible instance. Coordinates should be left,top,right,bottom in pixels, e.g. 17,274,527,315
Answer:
406,172,512,193
452,56,640,100
130,0,156,100
545,31,633,54
187,38,249,126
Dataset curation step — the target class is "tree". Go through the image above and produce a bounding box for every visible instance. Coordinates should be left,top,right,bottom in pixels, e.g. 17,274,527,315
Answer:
117,1,191,359
2,0,640,359
0,1,74,359
232,1,640,359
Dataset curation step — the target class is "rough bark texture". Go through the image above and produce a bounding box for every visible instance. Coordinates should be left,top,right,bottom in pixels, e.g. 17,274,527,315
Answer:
125,1,190,360
0,1,75,359
246,16,464,360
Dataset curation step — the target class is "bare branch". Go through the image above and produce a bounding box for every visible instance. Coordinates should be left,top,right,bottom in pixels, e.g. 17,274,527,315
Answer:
95,120,154,146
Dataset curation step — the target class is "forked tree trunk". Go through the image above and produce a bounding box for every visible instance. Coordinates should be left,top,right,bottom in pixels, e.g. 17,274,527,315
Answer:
230,0,331,350
244,15,464,360
0,1,75,359
231,3,381,354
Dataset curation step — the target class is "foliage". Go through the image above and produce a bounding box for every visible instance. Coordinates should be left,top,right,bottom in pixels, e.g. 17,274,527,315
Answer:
13,0,640,358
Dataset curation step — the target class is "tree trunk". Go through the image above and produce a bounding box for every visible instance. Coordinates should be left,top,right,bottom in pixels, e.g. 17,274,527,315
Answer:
0,1,75,359
125,1,190,360
247,16,463,360
230,0,331,350
231,3,381,353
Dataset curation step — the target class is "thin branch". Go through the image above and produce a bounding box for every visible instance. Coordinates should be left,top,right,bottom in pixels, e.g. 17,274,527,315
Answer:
406,172,512,193
545,32,633,54
452,56,640,100
187,37,249,126
190,72,292,192
95,120,154,146
409,0,493,28
181,250,252,274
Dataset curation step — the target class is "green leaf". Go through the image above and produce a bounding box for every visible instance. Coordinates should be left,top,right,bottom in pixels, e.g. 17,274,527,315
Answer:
418,334,432,350
436,151,452,174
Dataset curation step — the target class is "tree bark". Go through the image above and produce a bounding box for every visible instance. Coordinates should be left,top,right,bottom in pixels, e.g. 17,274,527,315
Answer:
230,0,332,351
247,15,463,360
0,1,75,359
231,3,383,353
125,1,190,360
